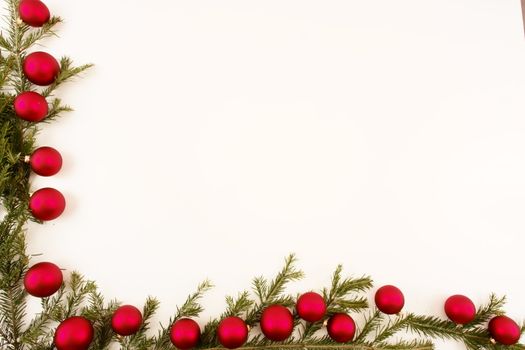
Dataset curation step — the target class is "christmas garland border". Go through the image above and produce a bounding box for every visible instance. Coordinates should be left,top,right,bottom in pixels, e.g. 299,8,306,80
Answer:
0,1,524,350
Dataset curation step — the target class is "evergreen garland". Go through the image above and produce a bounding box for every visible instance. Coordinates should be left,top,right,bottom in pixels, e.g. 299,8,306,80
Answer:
0,1,523,349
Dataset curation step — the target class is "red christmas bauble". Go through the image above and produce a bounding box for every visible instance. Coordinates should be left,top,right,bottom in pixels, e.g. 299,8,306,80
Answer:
19,0,50,27
444,295,476,325
29,187,66,221
24,262,63,297
170,318,201,349
217,317,248,349
296,292,327,323
30,146,62,176
375,285,405,315
111,305,143,336
13,91,48,122
260,305,294,341
488,315,521,345
23,51,60,86
327,313,356,343
54,316,94,350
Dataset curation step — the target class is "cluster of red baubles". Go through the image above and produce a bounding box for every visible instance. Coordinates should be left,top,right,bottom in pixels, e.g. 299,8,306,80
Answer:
16,0,66,221
23,264,523,350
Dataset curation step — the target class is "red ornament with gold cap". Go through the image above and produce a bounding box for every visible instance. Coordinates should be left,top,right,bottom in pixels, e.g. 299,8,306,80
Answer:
23,51,60,86
18,0,50,27
14,91,48,122
170,318,201,349
296,292,327,322
217,316,248,349
24,262,63,297
260,305,294,341
54,316,94,350
29,187,66,221
327,313,356,343
375,285,405,314
28,146,62,176
111,305,143,336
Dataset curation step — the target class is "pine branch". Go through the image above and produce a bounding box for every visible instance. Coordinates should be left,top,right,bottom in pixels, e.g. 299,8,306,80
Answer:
406,315,492,349
21,285,66,346
246,254,304,325
82,291,119,350
465,294,506,329
323,265,372,314
20,17,61,50
40,58,93,98
354,310,382,343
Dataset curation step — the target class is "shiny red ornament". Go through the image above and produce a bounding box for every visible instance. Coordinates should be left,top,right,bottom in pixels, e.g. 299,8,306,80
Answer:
375,285,405,314
296,292,327,322
13,91,48,122
111,305,143,336
29,187,66,221
260,305,294,341
488,315,521,345
444,295,476,325
217,316,248,349
170,318,201,349
29,146,62,176
23,262,63,297
23,51,60,86
327,313,356,343
54,316,94,350
19,0,50,27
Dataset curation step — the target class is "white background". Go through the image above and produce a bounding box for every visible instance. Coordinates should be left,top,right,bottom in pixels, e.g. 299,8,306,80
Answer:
24,1,525,349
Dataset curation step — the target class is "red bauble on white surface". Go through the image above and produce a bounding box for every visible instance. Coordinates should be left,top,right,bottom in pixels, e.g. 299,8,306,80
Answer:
326,313,356,343
23,261,63,297
488,315,521,345
170,318,201,349
13,91,48,122
260,305,294,341
111,305,143,336
444,295,476,325
23,51,60,86
216,316,248,349
296,292,326,322
374,285,405,315
18,0,50,27
54,316,94,350
30,146,62,176
29,187,66,221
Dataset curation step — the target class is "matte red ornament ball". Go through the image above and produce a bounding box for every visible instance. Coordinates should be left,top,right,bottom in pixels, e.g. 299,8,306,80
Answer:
217,316,248,349
327,313,356,343
296,292,327,322
23,51,60,86
54,316,94,350
111,305,143,336
29,187,66,221
23,262,63,297
13,91,48,122
375,285,405,314
19,0,50,27
444,295,476,325
170,318,201,349
30,146,62,176
260,305,294,341
488,315,521,345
